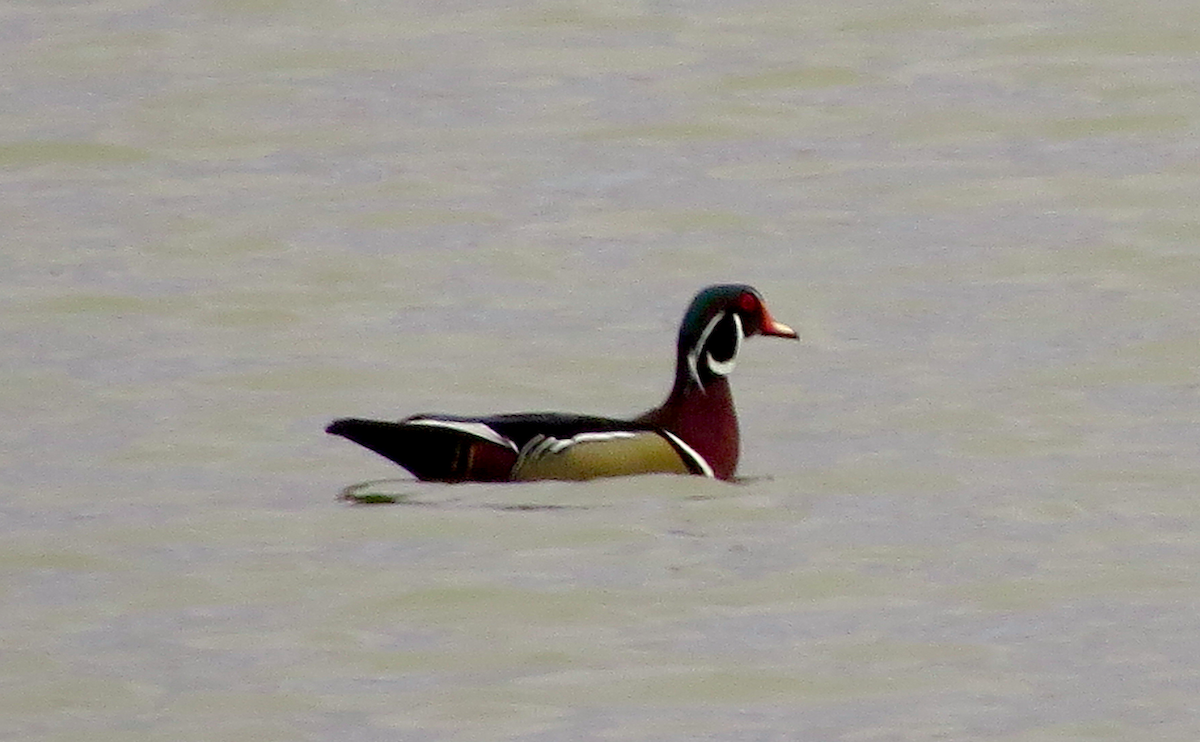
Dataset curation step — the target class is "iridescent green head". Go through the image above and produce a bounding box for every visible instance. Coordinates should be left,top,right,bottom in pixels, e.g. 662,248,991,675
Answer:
676,284,797,388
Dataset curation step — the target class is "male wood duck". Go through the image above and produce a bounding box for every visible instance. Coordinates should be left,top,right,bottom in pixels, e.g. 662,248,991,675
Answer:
327,284,797,482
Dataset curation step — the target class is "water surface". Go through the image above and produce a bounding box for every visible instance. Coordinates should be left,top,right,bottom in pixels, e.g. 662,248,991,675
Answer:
4,1,1200,740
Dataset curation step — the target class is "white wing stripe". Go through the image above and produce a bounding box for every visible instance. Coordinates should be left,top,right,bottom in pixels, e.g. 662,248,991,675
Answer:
564,431,637,445
522,431,640,459
405,418,517,451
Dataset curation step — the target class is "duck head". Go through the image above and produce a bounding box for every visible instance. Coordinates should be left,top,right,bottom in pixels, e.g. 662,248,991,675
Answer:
675,284,798,392
637,284,797,480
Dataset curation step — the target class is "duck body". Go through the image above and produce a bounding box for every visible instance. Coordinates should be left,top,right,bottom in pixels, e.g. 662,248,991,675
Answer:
327,284,796,482
327,412,712,482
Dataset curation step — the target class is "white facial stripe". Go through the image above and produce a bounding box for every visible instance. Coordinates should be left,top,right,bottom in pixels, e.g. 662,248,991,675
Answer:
405,418,517,451
687,311,725,387
705,313,741,377
688,310,743,383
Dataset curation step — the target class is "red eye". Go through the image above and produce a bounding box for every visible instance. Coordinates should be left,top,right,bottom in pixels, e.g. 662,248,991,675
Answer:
738,292,759,313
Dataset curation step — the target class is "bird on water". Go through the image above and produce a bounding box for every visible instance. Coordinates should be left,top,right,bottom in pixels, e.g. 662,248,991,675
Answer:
327,284,797,482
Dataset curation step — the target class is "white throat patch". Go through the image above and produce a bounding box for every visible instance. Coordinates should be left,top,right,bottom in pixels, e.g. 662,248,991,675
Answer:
687,311,742,387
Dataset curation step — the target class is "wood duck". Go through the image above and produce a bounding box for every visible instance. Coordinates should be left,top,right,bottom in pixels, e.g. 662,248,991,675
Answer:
327,284,797,482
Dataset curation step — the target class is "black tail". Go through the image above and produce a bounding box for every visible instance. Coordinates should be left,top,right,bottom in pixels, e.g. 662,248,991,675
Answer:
326,418,513,482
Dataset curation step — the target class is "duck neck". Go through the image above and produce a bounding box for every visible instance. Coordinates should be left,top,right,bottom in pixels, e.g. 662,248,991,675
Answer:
638,371,739,480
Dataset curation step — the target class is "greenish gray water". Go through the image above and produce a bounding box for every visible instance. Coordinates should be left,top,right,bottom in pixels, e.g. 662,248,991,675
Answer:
4,1,1200,740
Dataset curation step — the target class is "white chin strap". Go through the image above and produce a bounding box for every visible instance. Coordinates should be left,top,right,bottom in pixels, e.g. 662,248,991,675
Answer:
688,312,742,387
